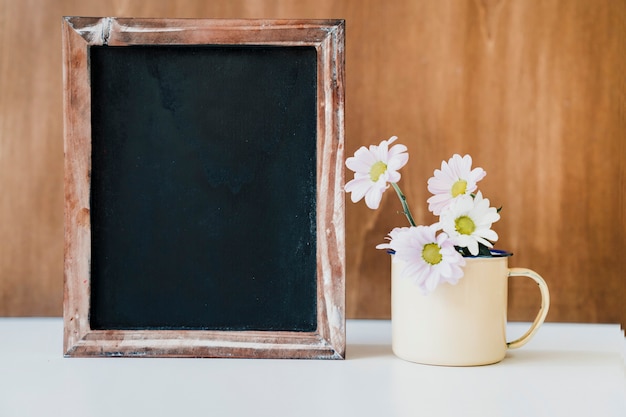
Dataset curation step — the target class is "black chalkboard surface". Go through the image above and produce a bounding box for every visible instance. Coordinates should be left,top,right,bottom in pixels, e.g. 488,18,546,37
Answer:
63,17,345,359
89,45,318,331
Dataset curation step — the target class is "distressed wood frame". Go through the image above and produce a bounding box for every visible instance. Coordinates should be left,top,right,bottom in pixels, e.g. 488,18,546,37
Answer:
62,17,345,358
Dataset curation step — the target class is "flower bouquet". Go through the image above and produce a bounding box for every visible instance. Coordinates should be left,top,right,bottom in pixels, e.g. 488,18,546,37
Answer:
345,136,550,366
345,136,503,294
345,137,550,365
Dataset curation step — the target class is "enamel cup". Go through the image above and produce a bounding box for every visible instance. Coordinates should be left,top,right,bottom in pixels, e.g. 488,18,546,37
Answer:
391,255,550,366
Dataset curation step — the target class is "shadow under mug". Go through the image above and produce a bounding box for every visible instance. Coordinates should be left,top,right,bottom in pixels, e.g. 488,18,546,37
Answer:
391,255,550,366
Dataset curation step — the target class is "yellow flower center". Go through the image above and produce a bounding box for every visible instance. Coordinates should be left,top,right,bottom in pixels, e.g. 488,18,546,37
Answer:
451,179,467,197
455,215,476,235
422,243,443,265
369,161,388,182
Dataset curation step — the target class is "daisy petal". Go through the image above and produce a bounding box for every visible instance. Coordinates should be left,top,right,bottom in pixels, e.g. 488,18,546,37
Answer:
364,185,385,209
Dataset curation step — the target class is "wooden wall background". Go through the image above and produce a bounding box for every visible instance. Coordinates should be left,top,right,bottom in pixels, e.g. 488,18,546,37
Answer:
1,0,624,326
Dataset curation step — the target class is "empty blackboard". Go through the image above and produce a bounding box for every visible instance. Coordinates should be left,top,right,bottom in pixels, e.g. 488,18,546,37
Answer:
63,18,345,358
89,45,318,332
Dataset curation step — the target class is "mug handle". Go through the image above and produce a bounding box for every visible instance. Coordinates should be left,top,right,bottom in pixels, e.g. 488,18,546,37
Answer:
506,268,550,349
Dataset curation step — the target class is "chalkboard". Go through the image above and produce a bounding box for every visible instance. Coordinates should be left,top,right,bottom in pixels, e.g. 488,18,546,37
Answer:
63,18,345,358
89,45,318,332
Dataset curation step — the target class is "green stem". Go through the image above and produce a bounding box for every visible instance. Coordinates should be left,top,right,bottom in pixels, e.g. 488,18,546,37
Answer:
391,182,416,227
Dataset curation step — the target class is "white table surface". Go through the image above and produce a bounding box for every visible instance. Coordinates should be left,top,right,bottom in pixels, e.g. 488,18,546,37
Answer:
0,318,624,417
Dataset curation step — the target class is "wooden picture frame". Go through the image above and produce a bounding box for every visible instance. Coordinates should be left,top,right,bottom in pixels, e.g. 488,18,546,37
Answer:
62,17,345,359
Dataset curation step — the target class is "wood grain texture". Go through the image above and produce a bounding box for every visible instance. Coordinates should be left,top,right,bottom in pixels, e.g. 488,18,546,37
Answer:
343,0,626,326
0,0,66,315
62,17,345,358
0,0,624,327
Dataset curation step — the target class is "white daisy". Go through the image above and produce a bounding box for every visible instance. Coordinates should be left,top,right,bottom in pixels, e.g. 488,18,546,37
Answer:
377,224,465,294
427,154,486,215
440,192,500,256
345,136,409,210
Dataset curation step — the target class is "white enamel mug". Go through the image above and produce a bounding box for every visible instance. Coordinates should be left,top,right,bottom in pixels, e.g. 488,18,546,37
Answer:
391,255,550,366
